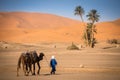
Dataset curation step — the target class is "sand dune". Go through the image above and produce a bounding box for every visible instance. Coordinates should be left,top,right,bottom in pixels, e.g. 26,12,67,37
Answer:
0,12,120,43
96,21,120,41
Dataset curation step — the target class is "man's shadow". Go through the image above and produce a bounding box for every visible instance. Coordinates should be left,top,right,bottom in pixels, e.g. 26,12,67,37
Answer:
42,73,61,76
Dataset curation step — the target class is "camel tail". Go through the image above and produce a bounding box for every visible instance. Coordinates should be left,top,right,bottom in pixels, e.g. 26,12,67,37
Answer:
18,56,21,69
17,54,22,76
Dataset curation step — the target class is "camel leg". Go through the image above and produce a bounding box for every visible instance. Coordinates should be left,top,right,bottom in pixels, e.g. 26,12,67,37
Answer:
32,63,36,75
29,64,32,75
17,67,19,76
37,62,41,75
25,64,29,76
23,64,26,76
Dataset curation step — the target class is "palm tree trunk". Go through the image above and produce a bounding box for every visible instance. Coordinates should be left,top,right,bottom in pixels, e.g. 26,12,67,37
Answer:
91,23,94,48
80,15,89,47
80,15,84,22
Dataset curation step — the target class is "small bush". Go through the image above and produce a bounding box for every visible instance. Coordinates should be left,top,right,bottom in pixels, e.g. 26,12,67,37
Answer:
107,39,118,44
67,43,79,50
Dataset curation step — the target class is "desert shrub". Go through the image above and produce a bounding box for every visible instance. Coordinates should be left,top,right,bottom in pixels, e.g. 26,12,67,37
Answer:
67,43,79,50
107,39,118,44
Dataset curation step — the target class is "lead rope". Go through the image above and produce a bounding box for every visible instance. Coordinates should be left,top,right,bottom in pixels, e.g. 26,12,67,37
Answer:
44,55,51,73
44,55,49,66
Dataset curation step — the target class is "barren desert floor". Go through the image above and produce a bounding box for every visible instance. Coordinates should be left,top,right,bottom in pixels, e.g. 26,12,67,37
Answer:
0,42,120,80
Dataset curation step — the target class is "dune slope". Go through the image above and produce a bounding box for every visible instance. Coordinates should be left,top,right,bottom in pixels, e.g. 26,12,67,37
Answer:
0,12,120,43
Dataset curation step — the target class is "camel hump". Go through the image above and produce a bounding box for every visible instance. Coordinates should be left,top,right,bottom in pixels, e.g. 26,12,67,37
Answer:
31,50,38,61
21,52,26,57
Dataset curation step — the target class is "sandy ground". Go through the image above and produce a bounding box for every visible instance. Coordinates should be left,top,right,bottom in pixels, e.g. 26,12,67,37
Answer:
0,42,120,80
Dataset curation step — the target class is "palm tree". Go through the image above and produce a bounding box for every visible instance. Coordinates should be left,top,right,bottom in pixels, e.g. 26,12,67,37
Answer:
86,23,97,47
87,9,100,24
86,9,100,48
74,6,85,22
74,6,88,46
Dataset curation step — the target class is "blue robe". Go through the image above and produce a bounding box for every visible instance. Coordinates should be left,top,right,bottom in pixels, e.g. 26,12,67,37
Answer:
50,59,57,72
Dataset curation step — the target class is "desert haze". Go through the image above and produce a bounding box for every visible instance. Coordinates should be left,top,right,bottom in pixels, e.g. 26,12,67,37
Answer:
0,12,120,43
0,12,120,80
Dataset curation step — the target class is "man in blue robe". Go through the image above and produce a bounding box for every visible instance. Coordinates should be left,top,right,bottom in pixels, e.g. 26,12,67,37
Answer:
50,55,57,74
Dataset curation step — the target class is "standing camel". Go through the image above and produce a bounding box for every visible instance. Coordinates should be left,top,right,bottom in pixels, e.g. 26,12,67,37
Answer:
29,51,44,75
17,52,32,76
17,51,44,76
